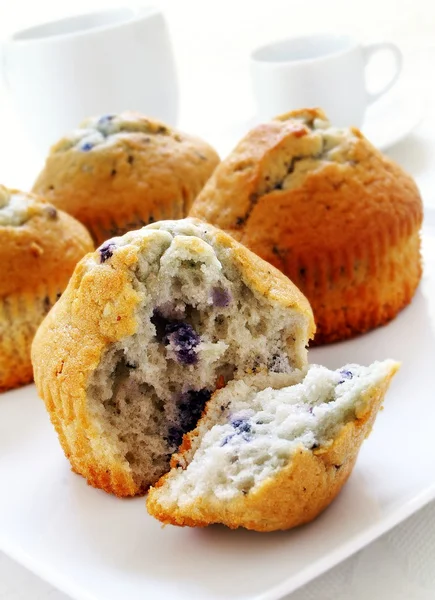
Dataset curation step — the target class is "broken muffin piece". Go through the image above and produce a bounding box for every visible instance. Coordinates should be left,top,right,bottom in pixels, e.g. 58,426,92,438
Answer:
31,218,314,496
147,360,399,531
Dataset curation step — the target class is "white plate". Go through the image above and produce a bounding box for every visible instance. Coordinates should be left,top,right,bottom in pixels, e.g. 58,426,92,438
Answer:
0,211,434,600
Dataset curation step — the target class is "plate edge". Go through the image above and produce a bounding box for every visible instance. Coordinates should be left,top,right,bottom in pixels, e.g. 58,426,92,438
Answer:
254,485,435,600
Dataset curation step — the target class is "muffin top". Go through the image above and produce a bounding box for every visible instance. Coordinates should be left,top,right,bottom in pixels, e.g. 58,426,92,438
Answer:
190,108,423,256
0,185,93,296
0,185,56,226
51,112,179,154
31,112,220,238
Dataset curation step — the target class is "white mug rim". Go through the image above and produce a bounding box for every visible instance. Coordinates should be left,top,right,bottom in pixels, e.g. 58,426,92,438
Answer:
251,33,360,66
7,6,160,45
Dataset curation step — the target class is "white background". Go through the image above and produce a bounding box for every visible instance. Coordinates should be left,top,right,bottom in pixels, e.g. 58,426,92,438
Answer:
1,0,435,200
0,0,435,598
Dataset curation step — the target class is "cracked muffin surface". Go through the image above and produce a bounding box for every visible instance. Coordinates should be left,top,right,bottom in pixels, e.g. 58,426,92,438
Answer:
190,108,423,344
32,111,220,245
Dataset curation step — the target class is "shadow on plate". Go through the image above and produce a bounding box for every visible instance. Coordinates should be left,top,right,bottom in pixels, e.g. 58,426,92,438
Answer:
62,469,382,598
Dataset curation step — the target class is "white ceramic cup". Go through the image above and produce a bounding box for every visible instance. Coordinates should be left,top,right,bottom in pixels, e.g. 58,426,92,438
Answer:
0,6,178,153
250,33,403,127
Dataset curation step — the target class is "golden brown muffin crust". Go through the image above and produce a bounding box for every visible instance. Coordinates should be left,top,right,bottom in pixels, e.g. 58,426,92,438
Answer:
32,112,220,245
0,188,94,296
190,109,423,344
0,186,94,391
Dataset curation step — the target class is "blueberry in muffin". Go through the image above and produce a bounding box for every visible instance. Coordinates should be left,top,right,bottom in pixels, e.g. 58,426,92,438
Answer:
148,360,398,531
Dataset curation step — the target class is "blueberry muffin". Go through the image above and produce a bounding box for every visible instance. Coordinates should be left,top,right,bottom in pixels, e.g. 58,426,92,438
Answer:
148,359,398,531
0,185,93,391
31,218,315,497
32,112,220,245
190,108,423,344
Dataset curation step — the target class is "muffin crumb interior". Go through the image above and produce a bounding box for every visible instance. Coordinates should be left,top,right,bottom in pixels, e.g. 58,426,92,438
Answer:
86,221,309,491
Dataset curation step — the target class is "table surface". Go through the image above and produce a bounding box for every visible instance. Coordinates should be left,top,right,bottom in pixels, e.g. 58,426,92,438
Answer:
1,0,435,598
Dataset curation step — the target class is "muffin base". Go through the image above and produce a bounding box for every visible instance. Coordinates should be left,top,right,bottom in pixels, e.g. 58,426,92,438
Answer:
271,228,422,345
0,286,62,391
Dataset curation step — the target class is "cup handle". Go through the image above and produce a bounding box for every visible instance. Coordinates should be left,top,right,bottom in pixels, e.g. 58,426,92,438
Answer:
362,42,403,105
